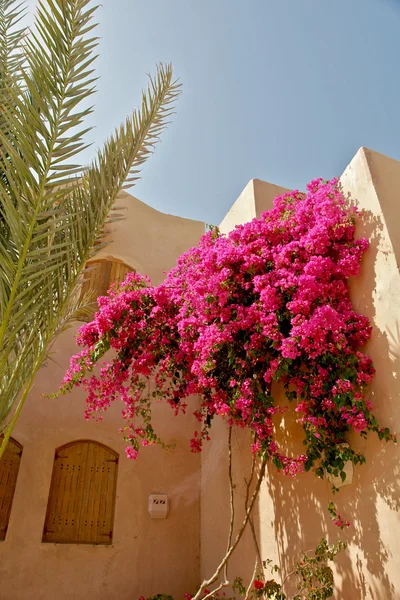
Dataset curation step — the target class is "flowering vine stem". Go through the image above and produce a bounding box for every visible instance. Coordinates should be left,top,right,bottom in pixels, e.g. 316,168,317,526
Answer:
244,453,263,598
193,457,267,600
244,450,263,566
245,558,259,599
223,426,235,584
201,581,228,600
202,430,261,599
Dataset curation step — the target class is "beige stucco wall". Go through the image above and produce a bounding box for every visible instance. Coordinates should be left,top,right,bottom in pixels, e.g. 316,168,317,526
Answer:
2,149,399,599
200,150,400,599
95,191,207,286
219,179,289,235
0,195,205,600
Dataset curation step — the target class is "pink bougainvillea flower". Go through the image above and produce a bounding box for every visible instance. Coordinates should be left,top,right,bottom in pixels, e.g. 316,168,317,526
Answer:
56,178,393,485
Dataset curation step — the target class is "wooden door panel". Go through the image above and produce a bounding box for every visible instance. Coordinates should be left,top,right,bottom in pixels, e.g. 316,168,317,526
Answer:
43,441,118,544
0,437,23,541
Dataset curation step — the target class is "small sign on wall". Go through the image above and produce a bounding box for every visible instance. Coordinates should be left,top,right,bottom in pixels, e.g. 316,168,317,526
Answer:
148,494,169,519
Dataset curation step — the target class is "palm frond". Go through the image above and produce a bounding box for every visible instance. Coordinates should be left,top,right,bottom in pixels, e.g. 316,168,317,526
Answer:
0,0,27,84
0,0,99,428
0,0,181,444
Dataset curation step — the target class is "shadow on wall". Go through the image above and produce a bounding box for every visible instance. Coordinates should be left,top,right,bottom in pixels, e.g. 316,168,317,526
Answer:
261,206,400,600
264,441,399,599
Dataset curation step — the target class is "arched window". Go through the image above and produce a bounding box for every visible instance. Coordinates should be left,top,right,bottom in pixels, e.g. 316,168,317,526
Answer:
43,440,118,545
80,258,133,321
0,436,23,541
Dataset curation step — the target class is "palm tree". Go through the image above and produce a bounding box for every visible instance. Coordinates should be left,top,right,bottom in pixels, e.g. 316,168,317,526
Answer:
0,0,181,458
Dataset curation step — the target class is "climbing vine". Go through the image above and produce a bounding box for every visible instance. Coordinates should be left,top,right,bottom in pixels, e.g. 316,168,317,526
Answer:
58,177,393,493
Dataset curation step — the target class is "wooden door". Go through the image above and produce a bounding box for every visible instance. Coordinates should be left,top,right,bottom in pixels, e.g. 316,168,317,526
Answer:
0,437,23,541
43,440,118,544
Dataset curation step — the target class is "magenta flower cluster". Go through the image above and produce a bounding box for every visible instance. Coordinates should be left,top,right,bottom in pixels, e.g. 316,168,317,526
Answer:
59,178,392,483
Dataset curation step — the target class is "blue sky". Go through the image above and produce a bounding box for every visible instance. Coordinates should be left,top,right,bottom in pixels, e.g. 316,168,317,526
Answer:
27,0,400,224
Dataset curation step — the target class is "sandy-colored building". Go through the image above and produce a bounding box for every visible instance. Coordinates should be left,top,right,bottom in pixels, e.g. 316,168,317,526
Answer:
0,147,399,599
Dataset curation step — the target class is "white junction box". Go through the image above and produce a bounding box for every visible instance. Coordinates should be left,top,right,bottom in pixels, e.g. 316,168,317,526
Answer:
148,494,169,519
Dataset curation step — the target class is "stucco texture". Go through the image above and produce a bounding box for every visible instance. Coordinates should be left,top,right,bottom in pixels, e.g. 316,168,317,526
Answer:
0,197,205,599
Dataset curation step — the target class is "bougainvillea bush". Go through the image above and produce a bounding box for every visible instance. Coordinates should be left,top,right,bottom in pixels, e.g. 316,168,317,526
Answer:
58,178,393,486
